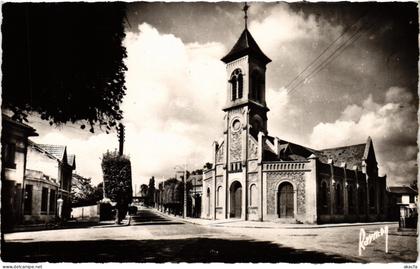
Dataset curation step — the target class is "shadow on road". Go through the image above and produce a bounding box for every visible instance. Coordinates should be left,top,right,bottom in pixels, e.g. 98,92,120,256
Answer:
2,238,356,263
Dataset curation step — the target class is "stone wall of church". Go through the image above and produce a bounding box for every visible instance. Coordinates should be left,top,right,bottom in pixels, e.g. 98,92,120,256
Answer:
247,173,259,220
316,162,388,224
216,143,224,164
265,172,306,222
201,170,214,219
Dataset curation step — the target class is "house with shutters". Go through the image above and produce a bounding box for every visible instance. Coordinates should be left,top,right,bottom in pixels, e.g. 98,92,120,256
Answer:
1,114,39,231
24,141,76,223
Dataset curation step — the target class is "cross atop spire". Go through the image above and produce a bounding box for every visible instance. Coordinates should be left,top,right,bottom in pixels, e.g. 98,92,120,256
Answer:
243,2,249,29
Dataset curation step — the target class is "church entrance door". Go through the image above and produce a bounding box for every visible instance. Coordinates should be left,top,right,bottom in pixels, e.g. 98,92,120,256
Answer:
230,181,242,218
278,182,294,218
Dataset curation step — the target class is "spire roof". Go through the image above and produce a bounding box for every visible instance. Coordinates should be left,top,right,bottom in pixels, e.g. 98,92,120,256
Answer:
221,28,271,64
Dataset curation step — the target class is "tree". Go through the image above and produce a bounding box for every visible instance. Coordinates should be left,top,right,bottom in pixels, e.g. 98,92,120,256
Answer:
101,150,132,203
139,184,148,197
146,177,156,206
71,174,103,207
204,162,213,170
2,3,127,132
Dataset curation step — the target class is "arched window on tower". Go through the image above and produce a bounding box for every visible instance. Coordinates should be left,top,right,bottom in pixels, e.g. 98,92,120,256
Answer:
237,72,243,99
251,71,261,103
230,69,243,101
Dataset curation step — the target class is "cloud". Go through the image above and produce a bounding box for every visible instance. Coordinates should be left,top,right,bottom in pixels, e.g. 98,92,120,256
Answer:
309,86,418,185
31,130,115,184
27,5,417,190
250,4,343,81
120,23,227,185
30,23,228,187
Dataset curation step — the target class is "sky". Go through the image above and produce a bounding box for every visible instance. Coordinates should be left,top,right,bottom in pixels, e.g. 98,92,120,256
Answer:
29,2,418,189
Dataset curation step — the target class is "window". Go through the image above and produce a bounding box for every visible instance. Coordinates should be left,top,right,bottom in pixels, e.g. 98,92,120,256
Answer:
230,69,243,101
24,185,33,215
348,185,355,214
320,181,328,214
229,161,242,173
379,189,384,213
409,195,415,203
359,187,365,214
49,189,56,214
251,71,261,102
250,184,257,206
41,187,49,213
216,186,222,207
369,186,375,208
336,182,342,213
2,143,16,169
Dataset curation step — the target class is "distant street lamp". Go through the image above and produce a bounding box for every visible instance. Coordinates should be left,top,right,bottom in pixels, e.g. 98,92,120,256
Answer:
174,163,187,218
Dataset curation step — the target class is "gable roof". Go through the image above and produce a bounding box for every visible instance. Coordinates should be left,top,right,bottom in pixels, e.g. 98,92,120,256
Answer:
221,29,271,64
2,114,38,137
262,135,370,170
37,144,66,161
317,143,367,170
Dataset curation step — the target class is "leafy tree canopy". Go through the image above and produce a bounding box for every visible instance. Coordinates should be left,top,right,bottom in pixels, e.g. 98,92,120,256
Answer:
101,150,132,203
139,184,148,197
71,174,103,207
2,3,127,133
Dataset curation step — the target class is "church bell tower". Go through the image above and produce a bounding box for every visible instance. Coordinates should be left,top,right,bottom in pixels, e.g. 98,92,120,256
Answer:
221,3,271,139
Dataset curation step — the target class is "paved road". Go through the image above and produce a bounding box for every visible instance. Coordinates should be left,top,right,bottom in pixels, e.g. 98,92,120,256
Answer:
2,209,355,263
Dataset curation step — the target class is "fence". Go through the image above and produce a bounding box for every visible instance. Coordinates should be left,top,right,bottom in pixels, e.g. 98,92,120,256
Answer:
71,204,99,220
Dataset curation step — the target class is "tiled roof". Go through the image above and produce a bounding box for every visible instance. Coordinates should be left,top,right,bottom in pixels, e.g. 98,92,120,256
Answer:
2,114,38,136
316,143,367,170
388,186,418,195
262,135,369,170
37,144,66,161
221,29,271,64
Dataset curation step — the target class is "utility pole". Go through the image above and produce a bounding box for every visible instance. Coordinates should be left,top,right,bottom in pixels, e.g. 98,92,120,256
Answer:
117,123,125,156
183,163,187,219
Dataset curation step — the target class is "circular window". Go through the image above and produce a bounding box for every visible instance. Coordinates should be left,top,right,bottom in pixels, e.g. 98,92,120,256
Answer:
232,119,241,132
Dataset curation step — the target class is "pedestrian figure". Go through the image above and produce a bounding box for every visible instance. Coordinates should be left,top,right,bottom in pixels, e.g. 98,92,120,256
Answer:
115,190,129,224
57,196,64,224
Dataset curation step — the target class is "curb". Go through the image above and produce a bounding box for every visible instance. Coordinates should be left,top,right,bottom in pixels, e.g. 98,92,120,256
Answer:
151,209,398,229
211,221,399,229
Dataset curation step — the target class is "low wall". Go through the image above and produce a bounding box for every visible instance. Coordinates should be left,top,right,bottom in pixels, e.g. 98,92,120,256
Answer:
71,205,99,220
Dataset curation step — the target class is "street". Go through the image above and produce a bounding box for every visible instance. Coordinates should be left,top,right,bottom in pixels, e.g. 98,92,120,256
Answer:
2,208,417,263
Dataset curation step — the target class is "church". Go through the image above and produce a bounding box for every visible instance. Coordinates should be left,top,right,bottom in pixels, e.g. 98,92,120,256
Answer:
201,9,389,224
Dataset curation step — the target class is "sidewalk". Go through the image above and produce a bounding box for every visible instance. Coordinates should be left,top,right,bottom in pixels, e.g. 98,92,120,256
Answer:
152,208,399,229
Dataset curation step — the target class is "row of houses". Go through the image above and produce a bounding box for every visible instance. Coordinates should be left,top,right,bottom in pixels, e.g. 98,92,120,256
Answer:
2,114,76,231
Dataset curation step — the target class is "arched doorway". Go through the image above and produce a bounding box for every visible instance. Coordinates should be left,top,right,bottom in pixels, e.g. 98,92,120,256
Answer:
230,181,242,218
277,182,294,218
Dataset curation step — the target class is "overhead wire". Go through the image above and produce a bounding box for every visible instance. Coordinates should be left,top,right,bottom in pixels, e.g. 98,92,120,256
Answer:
287,14,380,96
283,9,374,95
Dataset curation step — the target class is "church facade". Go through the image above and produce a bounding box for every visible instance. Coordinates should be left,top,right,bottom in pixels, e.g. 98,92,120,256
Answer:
201,26,389,224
